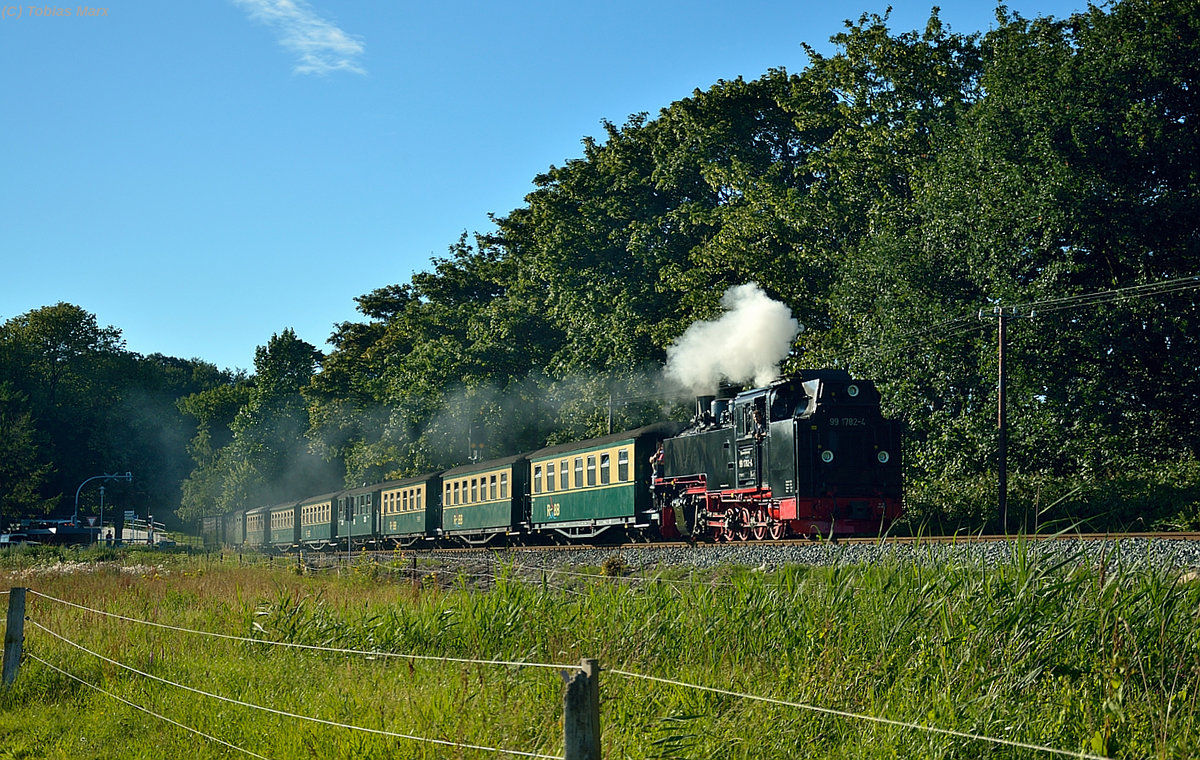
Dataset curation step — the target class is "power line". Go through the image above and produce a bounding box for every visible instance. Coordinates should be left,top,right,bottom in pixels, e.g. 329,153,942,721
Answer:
862,272,1200,360
1009,274,1200,315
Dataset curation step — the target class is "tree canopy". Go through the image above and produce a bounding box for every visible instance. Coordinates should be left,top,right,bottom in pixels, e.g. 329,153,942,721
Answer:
7,0,1198,533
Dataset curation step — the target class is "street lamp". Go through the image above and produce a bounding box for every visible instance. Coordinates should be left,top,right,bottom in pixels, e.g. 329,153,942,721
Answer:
73,473,133,538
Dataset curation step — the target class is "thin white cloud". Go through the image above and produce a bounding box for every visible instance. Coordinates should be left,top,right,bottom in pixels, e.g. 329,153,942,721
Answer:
233,0,366,75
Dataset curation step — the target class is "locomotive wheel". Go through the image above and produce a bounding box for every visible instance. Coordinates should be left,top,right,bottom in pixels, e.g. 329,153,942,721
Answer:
750,507,769,540
733,508,751,541
768,521,786,540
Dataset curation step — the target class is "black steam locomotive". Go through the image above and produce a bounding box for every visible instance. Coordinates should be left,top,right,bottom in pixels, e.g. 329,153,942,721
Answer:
654,370,902,540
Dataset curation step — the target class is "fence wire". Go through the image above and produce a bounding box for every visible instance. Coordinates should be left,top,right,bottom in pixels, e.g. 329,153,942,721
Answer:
12,583,1116,760
25,652,272,760
27,619,564,760
27,589,574,670
608,667,1110,760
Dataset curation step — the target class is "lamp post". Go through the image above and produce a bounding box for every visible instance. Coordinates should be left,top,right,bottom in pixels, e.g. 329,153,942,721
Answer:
74,473,133,536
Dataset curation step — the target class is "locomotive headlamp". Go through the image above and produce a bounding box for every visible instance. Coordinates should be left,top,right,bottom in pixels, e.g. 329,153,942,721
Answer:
846,384,859,397
821,450,834,463
877,451,890,464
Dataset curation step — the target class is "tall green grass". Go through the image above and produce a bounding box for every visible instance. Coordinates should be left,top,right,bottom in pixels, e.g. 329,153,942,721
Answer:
2,545,1199,758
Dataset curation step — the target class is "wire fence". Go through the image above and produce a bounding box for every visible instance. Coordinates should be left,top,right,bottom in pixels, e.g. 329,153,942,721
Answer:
2,583,1113,760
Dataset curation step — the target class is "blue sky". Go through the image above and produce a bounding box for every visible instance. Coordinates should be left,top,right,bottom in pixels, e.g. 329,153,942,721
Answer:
2,0,1089,372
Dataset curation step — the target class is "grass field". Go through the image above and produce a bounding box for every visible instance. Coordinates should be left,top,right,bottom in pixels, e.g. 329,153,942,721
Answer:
2,545,1199,759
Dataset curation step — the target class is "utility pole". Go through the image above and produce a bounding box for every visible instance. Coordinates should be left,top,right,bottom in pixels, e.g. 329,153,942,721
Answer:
980,306,1032,533
997,309,1009,532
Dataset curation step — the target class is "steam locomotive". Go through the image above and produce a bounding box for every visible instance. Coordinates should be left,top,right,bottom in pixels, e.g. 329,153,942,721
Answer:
200,371,902,549
656,370,903,541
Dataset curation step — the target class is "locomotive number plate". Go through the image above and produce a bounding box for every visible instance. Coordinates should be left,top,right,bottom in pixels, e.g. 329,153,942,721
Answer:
828,417,866,427
737,445,755,470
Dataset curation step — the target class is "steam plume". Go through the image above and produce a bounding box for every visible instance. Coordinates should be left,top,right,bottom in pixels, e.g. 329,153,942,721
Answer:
664,283,801,395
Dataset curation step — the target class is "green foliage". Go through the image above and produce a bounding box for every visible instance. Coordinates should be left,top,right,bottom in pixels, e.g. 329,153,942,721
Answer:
179,329,339,518
0,383,55,523
0,304,236,529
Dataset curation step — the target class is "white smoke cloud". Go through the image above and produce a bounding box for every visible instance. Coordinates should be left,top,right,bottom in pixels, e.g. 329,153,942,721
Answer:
664,283,802,396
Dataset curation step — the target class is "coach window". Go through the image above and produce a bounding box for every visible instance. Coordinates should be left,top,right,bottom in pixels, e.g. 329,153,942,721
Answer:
572,457,582,488
546,462,556,492
600,452,611,485
587,455,597,486
533,466,543,494
618,449,630,481
500,472,508,499
489,474,497,500
560,460,569,490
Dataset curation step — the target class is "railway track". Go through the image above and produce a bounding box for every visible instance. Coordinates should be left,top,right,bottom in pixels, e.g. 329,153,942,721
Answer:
409,531,1200,554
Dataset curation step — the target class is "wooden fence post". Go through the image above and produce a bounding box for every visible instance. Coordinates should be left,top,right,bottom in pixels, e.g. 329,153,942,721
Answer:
3,588,26,688
563,657,601,760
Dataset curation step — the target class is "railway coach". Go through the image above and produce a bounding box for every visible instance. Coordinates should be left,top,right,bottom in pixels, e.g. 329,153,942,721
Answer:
440,454,527,545
268,500,300,548
298,490,340,548
378,473,442,546
527,422,685,540
338,484,379,551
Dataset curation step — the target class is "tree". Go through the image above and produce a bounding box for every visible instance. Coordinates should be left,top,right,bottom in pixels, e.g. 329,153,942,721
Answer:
835,0,1200,527
0,303,126,509
182,329,338,514
0,383,54,524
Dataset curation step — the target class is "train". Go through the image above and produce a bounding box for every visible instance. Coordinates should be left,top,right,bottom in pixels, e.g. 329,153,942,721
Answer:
199,370,903,550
